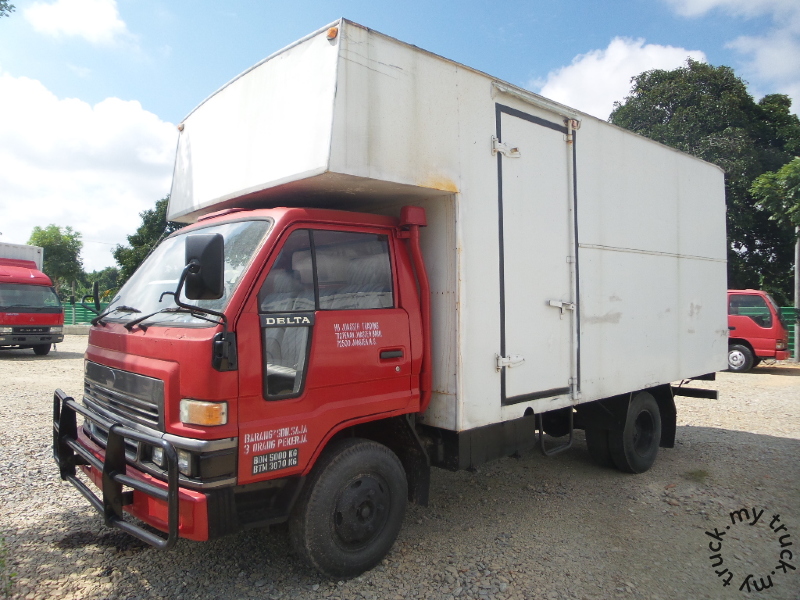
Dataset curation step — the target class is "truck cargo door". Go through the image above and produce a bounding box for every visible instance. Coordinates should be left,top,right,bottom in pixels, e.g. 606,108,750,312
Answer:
496,105,578,405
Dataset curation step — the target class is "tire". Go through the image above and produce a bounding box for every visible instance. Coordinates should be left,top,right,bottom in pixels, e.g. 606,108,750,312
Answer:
289,438,407,577
752,357,762,368
584,428,614,467
609,392,661,474
33,344,51,356
728,344,754,373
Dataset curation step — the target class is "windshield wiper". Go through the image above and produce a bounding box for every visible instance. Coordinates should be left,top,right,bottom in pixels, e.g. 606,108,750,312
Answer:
91,305,141,327
124,306,222,331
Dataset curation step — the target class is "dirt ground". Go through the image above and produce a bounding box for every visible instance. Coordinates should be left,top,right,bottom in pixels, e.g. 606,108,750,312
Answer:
1,336,798,600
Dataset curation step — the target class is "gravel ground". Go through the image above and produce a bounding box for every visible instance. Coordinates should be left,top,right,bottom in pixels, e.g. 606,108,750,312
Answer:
1,335,798,600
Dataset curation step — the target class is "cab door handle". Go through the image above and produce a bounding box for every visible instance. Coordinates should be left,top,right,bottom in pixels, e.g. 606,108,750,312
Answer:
380,350,404,359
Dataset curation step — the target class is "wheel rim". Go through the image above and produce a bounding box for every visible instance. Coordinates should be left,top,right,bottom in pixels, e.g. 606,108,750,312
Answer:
729,350,745,369
333,474,390,550
632,411,655,456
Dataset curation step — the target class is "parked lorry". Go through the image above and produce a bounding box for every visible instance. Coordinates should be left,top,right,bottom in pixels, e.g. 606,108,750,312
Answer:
727,289,790,372
53,20,728,576
1,242,64,355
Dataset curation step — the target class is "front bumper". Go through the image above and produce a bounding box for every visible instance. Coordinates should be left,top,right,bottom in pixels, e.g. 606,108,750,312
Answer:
1,333,63,346
53,389,209,548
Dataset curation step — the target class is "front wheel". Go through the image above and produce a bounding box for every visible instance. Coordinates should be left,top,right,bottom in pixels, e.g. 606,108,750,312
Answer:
289,438,407,577
728,344,754,373
33,344,51,356
609,392,661,474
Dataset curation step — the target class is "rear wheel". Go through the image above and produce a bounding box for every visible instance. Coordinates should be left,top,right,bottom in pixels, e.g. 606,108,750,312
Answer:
728,344,754,373
289,438,407,577
33,344,51,356
609,392,661,474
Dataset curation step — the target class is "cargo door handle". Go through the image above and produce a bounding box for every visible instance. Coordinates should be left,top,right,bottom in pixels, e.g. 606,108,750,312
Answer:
380,350,404,359
548,300,575,319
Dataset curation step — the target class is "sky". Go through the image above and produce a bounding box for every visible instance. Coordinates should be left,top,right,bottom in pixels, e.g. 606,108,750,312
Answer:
1,0,799,272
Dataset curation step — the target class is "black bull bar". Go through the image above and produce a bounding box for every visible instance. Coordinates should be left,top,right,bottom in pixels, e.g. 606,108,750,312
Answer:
53,388,179,549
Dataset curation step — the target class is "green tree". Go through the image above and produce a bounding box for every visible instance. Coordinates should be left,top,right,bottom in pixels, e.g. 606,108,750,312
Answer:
113,196,185,284
80,266,121,302
751,157,800,231
0,1,15,18
609,59,800,302
27,225,84,293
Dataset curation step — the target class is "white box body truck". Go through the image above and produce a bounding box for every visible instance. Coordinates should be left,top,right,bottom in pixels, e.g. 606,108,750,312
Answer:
170,20,728,430
53,20,727,576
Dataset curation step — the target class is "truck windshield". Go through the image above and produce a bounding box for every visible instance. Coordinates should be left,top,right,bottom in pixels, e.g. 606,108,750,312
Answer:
0,283,62,313
105,219,272,327
765,293,789,331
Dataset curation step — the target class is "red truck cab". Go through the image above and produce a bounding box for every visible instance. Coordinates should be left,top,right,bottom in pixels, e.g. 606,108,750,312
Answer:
0,258,64,355
53,206,431,575
727,289,790,372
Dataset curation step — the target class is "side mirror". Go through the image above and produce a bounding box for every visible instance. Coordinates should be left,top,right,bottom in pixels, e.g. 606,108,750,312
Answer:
92,281,101,312
184,233,225,300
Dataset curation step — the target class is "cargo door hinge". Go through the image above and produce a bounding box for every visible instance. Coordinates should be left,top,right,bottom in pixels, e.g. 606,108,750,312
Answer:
496,354,525,371
491,136,521,158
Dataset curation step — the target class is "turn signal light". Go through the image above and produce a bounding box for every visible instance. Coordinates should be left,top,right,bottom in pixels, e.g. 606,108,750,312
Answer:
179,399,228,426
776,339,787,350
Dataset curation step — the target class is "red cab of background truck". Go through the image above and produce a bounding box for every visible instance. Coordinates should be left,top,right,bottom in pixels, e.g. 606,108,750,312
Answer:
0,255,64,356
727,289,790,372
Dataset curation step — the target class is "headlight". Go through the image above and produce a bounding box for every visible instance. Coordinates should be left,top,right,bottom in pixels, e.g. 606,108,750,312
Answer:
180,399,228,426
776,339,787,350
151,446,164,468
177,449,193,477
49,326,63,333
151,446,193,477
0,327,12,334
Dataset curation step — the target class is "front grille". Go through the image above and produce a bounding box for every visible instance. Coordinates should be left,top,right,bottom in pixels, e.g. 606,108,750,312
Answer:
83,361,164,430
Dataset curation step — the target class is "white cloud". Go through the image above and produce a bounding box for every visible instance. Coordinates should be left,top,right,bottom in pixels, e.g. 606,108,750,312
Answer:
0,71,177,271
24,0,131,45
533,38,706,120
663,0,800,111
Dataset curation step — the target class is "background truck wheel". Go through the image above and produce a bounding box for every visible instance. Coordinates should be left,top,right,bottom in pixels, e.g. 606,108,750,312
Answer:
727,344,754,373
609,392,661,474
289,438,407,578
584,428,614,467
33,344,51,356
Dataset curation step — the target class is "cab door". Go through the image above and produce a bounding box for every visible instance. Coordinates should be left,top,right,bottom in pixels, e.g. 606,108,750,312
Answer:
237,227,413,484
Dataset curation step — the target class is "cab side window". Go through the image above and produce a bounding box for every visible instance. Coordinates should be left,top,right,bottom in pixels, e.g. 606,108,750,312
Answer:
312,230,393,310
729,294,772,328
257,229,394,400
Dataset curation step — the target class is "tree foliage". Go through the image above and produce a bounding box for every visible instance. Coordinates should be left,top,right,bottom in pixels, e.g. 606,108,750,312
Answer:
27,225,84,293
80,266,121,302
0,1,15,18
610,59,800,303
113,196,185,284
751,157,800,232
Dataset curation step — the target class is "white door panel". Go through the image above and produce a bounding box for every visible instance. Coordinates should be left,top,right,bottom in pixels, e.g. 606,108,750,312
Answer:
498,109,574,403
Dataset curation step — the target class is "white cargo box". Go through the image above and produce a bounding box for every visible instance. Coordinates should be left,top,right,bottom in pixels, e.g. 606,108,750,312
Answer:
169,20,728,432
0,242,44,271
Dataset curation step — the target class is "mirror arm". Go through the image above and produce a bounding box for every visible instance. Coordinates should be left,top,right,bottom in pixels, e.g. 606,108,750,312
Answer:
162,262,229,333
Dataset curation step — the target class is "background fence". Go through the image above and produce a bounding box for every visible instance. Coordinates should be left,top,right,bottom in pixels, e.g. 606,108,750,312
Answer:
63,303,109,325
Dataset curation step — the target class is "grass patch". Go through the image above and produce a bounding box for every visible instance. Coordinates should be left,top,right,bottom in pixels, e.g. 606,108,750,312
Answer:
684,469,710,483
0,535,15,599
